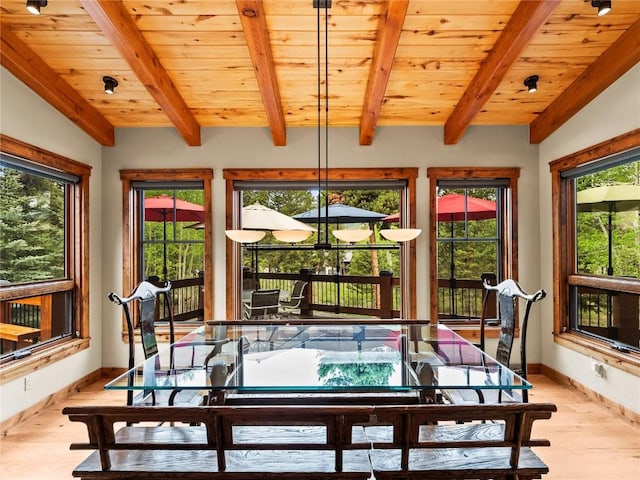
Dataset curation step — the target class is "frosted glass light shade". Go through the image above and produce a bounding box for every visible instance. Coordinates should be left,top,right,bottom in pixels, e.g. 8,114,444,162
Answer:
332,229,373,243
225,229,266,243
272,230,313,243
380,228,422,242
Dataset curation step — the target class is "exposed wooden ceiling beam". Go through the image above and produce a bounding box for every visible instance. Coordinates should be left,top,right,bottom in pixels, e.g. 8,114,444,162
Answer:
359,0,408,146
0,25,115,146
443,0,561,145
80,0,201,146
236,0,286,146
530,18,640,144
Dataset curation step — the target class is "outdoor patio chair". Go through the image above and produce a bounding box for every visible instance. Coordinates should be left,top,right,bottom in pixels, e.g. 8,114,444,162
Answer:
445,278,546,404
279,280,308,317
243,289,281,320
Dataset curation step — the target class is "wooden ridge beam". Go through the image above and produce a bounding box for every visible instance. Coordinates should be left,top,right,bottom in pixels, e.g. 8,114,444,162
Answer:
444,0,561,145
359,0,408,146
236,0,286,146
80,0,201,146
0,25,115,146
530,18,640,144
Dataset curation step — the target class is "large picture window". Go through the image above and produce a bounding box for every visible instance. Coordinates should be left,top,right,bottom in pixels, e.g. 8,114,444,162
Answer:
120,170,213,338
427,168,519,327
224,168,418,321
551,131,640,369
0,135,90,376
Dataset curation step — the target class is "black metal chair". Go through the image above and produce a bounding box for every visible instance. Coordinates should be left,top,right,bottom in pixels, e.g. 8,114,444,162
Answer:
279,280,308,317
243,289,281,320
446,278,546,404
108,280,173,406
109,280,226,407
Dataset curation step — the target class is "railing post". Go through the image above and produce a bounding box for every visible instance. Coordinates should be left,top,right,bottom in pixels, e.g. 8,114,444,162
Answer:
379,270,393,319
197,270,205,321
299,268,313,317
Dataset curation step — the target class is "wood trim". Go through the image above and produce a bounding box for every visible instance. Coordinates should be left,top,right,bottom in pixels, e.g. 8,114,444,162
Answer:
0,338,89,385
119,169,214,326
80,0,201,146
426,167,520,322
223,167,418,320
549,129,640,372
236,0,286,146
224,168,419,181
542,363,640,427
531,19,640,144
0,28,115,146
359,0,408,146
549,129,640,173
0,135,92,177
0,361,99,434
0,134,91,370
444,0,561,145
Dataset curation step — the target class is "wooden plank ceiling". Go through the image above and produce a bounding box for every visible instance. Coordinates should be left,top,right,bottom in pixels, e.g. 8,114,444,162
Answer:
1,0,639,147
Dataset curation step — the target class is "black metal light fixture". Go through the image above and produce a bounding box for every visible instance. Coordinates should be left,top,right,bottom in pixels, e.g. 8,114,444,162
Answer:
524,75,539,93
591,0,612,16
26,0,47,15
103,76,118,95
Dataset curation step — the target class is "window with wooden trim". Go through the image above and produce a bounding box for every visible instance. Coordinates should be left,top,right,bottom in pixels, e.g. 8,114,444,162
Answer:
0,135,90,376
427,168,519,327
120,170,213,339
223,168,418,321
550,130,640,370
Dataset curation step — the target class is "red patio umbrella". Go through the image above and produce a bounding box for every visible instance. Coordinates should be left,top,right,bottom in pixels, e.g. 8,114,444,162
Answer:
144,195,205,280
384,193,496,317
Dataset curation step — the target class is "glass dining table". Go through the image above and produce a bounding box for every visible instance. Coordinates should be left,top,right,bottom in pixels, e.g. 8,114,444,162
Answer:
105,319,531,404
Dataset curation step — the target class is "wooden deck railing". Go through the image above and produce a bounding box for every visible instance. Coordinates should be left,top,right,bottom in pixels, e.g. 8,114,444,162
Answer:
156,272,489,322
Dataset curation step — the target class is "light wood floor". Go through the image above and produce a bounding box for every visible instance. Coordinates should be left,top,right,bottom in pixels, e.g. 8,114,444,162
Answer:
1,374,638,479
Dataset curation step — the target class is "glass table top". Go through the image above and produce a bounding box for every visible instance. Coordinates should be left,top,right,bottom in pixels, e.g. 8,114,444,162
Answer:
105,320,530,397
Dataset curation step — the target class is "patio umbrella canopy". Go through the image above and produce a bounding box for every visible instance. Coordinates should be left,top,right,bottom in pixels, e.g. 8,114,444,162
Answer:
242,202,316,232
577,184,640,275
144,194,205,280
436,193,496,222
293,203,387,225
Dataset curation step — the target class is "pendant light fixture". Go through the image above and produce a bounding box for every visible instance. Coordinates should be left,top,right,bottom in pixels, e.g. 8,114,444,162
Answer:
524,75,539,93
591,0,612,16
103,76,118,95
26,0,47,15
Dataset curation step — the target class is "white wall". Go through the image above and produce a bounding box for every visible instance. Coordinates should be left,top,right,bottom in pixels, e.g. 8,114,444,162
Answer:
0,67,103,421
101,125,540,367
538,63,640,414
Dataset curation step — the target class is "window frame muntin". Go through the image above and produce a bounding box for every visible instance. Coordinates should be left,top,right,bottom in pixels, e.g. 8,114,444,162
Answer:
549,129,640,374
0,134,90,382
223,168,418,321
427,167,520,325
120,169,213,340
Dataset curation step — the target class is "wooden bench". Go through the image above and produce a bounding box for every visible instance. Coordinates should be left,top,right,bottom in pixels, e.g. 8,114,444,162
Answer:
0,323,40,351
63,402,556,480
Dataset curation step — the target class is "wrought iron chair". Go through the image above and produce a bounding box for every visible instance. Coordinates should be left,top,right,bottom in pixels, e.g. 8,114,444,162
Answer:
108,280,173,406
243,289,281,320
109,280,224,407
446,278,546,404
279,280,308,317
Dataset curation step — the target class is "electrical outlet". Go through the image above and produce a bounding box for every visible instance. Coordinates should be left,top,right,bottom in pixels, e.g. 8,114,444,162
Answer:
591,361,606,378
24,376,32,391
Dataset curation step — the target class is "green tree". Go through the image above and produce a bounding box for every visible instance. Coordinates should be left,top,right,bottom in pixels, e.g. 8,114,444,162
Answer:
0,167,64,283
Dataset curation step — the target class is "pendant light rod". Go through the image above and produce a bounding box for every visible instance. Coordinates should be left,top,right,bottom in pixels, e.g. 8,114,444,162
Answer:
314,0,332,249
